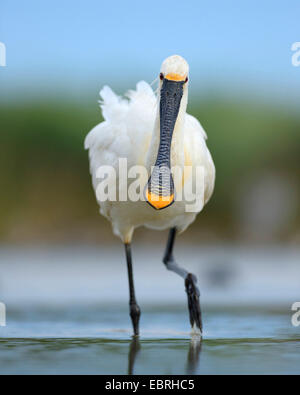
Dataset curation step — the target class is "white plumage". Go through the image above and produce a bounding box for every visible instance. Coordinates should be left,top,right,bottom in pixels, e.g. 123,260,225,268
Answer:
85,56,215,244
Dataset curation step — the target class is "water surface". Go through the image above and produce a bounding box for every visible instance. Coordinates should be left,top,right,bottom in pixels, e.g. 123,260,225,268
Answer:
0,246,299,374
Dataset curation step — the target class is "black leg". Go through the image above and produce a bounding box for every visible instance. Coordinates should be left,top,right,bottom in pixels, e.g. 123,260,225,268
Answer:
163,228,203,333
125,243,141,336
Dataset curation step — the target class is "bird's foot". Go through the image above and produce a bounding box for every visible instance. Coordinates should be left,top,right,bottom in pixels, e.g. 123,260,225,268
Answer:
185,273,202,335
130,303,141,336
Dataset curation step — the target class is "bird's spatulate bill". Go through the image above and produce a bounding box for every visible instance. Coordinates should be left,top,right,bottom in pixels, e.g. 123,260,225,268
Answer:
145,78,184,210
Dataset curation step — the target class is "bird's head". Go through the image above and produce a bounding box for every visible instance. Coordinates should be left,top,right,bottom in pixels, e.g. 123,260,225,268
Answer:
160,54,189,84
145,55,189,210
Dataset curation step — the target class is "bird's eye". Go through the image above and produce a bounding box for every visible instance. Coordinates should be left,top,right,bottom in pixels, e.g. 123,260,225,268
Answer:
160,73,164,80
185,76,188,83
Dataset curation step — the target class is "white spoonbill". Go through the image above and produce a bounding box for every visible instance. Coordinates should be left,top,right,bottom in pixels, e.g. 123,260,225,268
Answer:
85,55,215,336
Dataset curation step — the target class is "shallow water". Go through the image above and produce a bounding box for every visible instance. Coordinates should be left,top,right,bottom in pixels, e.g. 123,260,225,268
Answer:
0,246,300,374
0,306,299,374
1,336,300,375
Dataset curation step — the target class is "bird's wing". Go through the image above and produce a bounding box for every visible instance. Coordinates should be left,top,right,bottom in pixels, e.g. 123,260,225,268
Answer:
185,113,207,140
184,112,215,205
84,81,156,212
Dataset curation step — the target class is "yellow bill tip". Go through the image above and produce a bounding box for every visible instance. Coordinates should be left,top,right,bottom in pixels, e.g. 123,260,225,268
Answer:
165,73,186,82
146,190,174,210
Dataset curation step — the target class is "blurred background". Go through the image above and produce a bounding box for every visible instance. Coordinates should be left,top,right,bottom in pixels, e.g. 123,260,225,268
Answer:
0,0,300,245
0,0,300,375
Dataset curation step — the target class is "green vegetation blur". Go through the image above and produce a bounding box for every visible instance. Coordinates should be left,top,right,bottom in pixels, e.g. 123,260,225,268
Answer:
1,97,299,244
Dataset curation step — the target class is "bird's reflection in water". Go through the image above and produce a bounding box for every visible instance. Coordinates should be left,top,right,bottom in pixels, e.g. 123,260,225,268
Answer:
127,336,202,375
128,336,141,375
186,337,202,374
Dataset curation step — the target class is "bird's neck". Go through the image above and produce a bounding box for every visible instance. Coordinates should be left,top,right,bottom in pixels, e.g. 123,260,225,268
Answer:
146,92,187,171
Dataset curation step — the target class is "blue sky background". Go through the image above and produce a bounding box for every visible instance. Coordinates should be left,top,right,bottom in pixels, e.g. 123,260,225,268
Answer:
0,0,299,104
